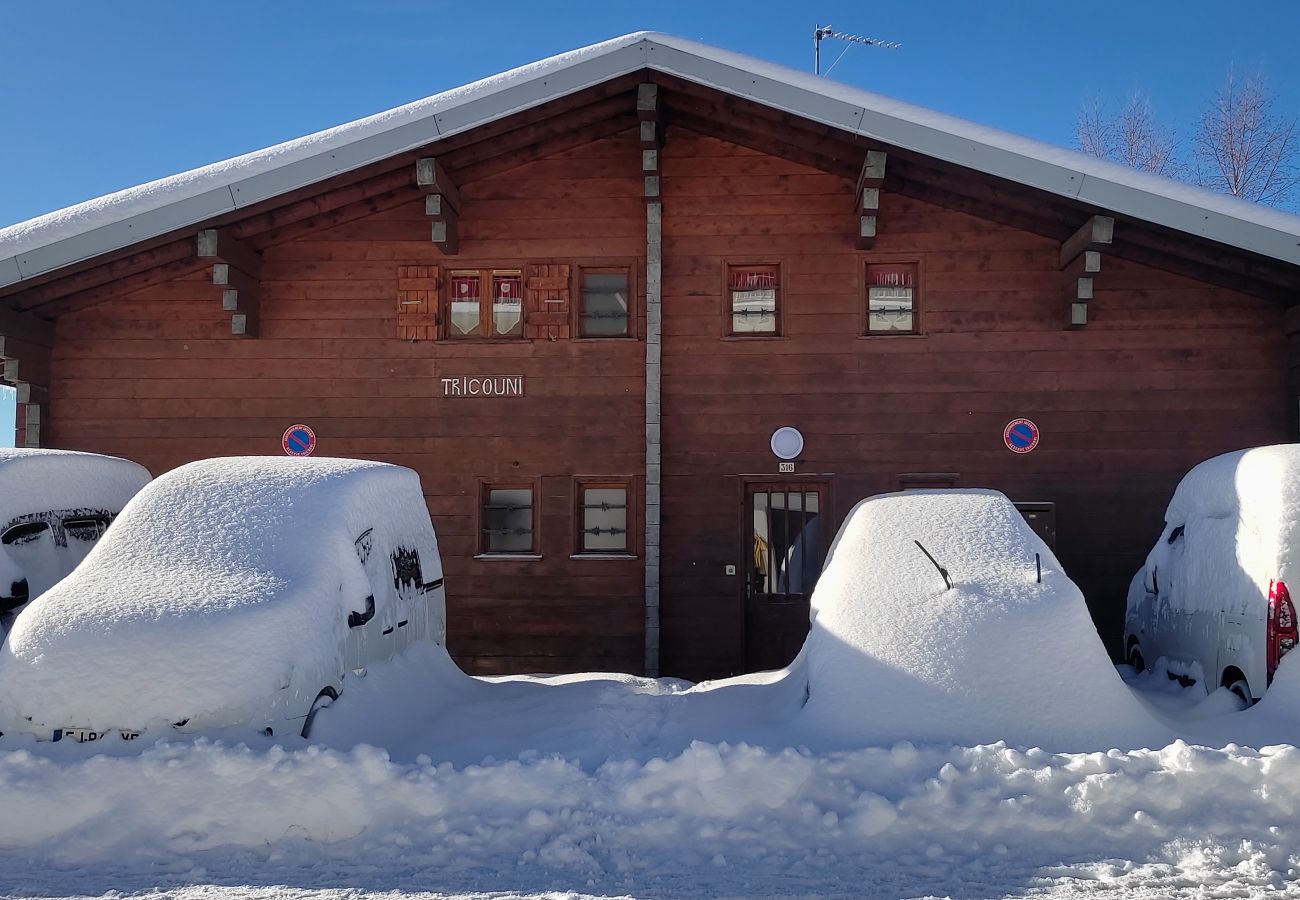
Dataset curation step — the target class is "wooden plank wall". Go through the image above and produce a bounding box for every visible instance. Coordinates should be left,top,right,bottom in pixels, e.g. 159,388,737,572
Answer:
39,124,1290,682
48,132,649,675
657,131,1288,680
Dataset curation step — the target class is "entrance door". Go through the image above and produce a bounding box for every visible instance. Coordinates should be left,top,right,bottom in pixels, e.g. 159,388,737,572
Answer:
744,483,827,672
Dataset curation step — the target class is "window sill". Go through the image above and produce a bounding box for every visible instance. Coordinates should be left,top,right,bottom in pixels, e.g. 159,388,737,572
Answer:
858,332,925,340
442,338,529,344
474,553,542,561
570,553,639,560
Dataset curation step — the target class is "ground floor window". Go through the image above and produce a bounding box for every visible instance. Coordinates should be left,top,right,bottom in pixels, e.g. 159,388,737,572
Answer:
577,480,631,554
579,268,631,337
481,485,535,554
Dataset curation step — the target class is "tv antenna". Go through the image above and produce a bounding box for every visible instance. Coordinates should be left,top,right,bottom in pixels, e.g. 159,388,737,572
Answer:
813,25,901,76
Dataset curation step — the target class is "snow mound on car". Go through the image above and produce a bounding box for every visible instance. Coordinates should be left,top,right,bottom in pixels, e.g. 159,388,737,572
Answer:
0,456,445,732
1160,445,1300,603
798,490,1164,750
0,447,150,524
0,448,150,597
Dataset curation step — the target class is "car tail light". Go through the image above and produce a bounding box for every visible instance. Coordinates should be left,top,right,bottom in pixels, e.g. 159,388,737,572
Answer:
1267,580,1299,683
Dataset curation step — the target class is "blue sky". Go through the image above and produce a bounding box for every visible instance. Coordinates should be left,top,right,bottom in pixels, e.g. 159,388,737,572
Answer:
3,0,1300,227
2,1,1299,443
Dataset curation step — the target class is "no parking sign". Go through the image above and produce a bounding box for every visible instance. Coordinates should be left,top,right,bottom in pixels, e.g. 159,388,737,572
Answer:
282,424,317,457
1003,418,1040,454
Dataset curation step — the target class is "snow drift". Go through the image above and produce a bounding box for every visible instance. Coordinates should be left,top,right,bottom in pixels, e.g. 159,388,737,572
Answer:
799,489,1165,750
0,456,446,734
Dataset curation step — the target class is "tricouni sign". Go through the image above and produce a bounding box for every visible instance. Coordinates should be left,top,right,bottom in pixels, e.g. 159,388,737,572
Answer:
441,376,524,397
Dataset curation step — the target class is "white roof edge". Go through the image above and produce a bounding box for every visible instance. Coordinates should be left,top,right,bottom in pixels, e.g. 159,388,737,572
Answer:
3,31,1299,293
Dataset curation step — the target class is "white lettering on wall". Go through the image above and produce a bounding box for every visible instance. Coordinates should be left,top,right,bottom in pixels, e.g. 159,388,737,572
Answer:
440,376,524,397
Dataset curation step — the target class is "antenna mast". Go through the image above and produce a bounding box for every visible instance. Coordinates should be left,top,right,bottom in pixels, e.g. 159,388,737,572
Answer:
813,25,901,75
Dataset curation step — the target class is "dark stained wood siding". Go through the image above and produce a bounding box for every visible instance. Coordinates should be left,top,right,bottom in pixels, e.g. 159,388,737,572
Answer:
47,132,649,676
30,115,1293,683
657,131,1288,680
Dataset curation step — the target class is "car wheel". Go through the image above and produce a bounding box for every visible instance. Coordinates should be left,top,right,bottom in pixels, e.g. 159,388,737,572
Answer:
1128,644,1145,674
300,687,338,739
1225,677,1253,709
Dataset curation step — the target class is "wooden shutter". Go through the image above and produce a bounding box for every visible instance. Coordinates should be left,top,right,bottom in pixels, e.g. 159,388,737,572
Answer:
396,265,440,341
525,263,571,340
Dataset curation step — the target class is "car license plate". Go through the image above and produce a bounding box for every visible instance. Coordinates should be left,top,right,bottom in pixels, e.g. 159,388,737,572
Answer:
57,727,105,743
56,728,141,743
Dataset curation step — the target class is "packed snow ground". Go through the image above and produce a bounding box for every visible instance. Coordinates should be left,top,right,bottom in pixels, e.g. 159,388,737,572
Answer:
2,650,1300,899
4,490,1300,898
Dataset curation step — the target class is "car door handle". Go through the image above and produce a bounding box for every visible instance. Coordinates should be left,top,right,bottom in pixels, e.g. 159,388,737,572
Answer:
348,595,376,628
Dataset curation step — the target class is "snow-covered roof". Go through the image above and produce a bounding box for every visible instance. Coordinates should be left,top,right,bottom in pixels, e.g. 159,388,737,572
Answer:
3,31,1300,290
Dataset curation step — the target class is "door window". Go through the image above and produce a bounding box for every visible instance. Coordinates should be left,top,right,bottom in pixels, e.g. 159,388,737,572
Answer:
749,489,823,598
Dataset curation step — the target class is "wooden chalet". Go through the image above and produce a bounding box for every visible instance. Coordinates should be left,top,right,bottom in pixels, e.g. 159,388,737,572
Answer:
3,33,1300,679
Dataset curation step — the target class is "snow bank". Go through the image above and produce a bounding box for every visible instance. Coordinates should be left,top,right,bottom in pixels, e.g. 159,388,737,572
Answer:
799,490,1165,750
0,456,445,733
1,737,1297,899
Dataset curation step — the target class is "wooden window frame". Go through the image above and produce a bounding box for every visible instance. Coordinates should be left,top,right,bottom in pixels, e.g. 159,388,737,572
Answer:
444,267,526,340
862,258,923,337
575,265,636,339
573,477,636,558
478,481,540,558
724,262,783,338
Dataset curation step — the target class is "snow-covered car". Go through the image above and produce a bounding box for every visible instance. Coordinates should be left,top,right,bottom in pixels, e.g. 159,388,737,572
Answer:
0,448,150,614
797,489,1160,750
0,456,445,742
1124,445,1300,705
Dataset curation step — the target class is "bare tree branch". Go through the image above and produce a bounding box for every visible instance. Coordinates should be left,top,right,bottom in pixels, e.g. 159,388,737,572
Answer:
1193,68,1300,206
1074,92,1180,176
1076,95,1112,159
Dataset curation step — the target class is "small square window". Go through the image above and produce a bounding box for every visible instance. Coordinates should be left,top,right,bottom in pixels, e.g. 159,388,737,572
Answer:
482,486,534,554
580,270,630,337
579,484,629,553
866,263,918,334
729,265,779,335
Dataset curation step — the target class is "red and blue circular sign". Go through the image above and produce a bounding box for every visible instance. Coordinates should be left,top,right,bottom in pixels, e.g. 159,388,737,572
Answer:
1003,418,1040,454
282,424,317,457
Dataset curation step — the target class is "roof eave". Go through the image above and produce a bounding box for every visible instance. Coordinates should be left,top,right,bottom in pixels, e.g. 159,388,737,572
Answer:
0,37,654,291
3,32,1299,294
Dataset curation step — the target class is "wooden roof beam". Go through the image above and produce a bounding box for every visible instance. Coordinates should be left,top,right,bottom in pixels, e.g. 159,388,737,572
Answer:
855,150,887,250
198,228,262,337
0,326,50,447
5,239,195,312
197,228,262,279
416,158,461,212
1059,216,1114,268
1059,217,1113,329
0,304,55,347
417,158,460,256
639,83,662,204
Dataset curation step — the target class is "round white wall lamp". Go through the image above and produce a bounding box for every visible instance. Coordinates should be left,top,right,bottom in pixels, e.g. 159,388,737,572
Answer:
770,426,805,460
